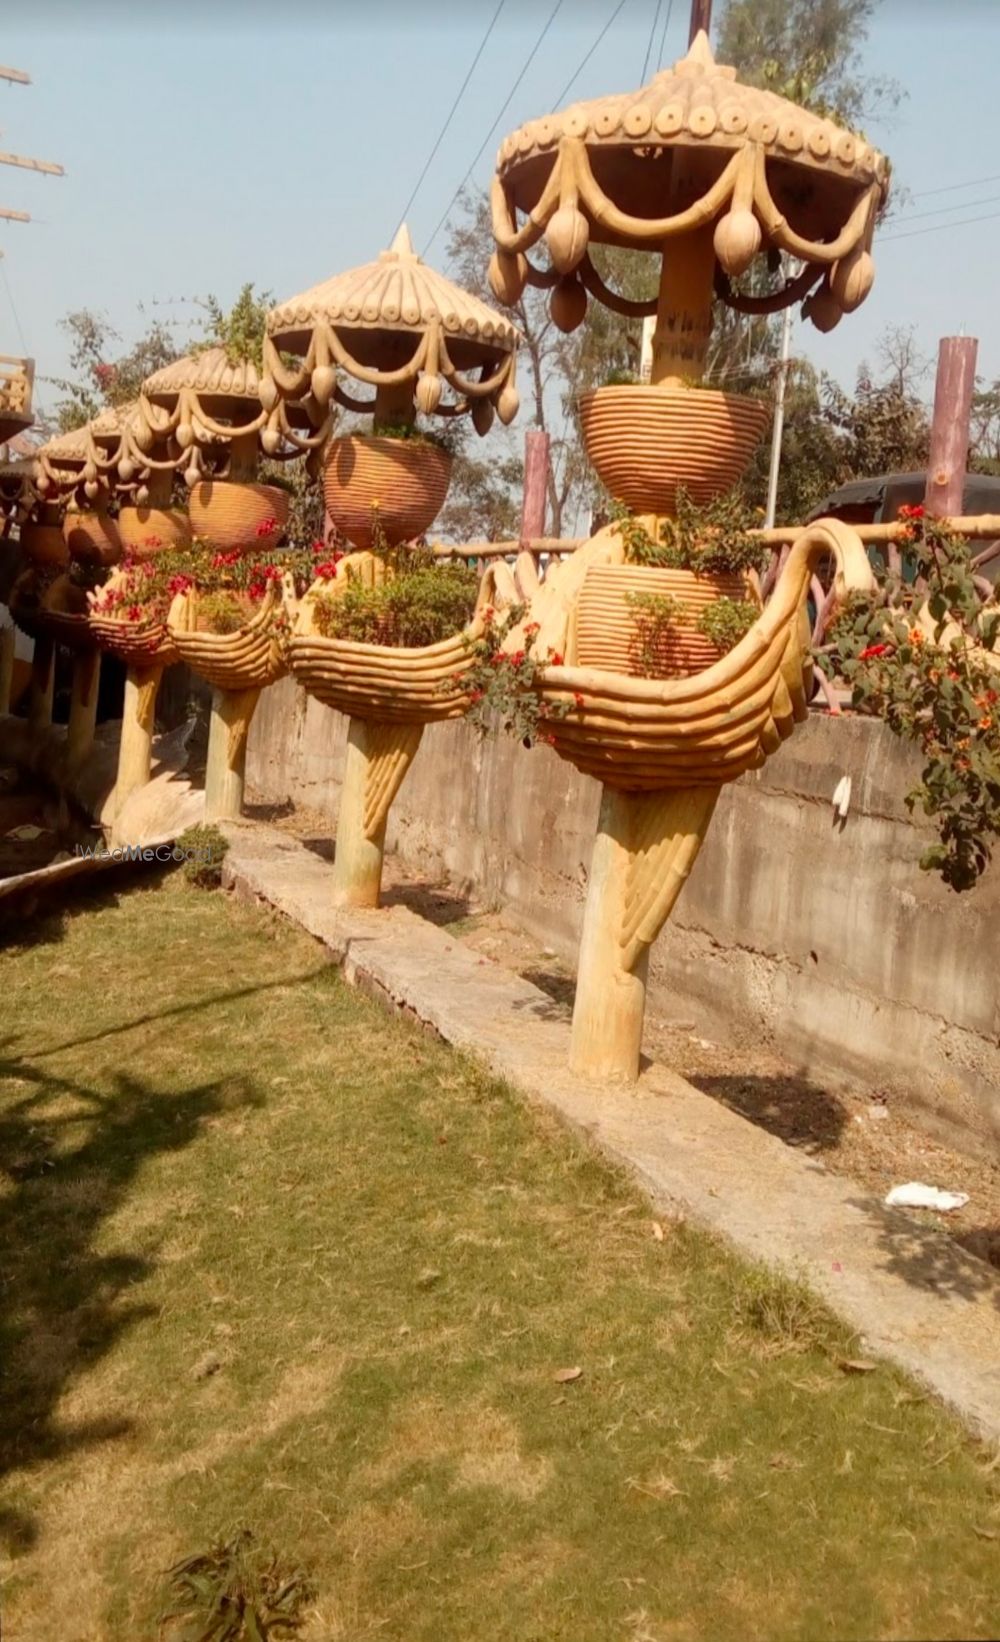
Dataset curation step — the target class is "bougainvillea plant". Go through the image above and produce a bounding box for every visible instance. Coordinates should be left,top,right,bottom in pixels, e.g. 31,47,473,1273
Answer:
463,605,573,747
90,529,332,634
825,504,1000,891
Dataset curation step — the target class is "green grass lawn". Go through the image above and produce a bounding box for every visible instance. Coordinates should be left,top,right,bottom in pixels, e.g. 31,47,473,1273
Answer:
1,875,999,1641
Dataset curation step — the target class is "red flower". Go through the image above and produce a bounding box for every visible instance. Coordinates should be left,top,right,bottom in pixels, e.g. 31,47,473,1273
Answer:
255,516,279,538
126,603,142,623
524,620,540,637
548,650,564,667
898,504,925,521
573,691,585,710
509,649,525,667
859,643,890,660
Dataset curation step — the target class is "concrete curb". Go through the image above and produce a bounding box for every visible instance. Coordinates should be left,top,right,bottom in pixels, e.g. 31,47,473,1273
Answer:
222,820,1000,1442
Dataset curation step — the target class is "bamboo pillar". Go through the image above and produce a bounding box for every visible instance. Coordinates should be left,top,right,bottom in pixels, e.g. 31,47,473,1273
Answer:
332,716,423,909
924,336,978,520
649,227,716,385
570,785,719,1081
0,619,14,714
688,0,712,45
66,648,100,771
520,430,550,541
204,685,260,822
113,662,162,822
27,634,54,732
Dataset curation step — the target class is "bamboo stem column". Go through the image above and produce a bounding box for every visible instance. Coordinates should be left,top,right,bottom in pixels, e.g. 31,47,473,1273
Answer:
0,619,14,714
204,685,260,822
66,648,100,771
569,785,719,1080
27,634,54,731
113,662,162,826
332,716,423,908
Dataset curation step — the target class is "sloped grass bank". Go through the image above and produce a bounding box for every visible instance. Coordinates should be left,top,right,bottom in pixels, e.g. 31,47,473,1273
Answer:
1,878,998,1641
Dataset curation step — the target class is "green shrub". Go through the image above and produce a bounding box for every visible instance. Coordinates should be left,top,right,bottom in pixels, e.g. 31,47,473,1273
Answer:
158,1527,315,1640
313,555,478,648
177,824,230,890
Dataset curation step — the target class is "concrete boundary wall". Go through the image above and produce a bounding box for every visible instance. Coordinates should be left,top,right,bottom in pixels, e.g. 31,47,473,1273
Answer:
247,677,1000,1158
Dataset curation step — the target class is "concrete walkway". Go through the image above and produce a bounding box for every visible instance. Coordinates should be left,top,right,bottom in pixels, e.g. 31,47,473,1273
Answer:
222,820,1000,1442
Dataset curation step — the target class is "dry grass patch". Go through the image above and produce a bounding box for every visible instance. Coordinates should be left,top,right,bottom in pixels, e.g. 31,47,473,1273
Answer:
1,877,1000,1640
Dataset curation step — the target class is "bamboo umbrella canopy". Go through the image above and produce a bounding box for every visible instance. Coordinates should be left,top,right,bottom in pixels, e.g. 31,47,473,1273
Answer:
489,29,889,353
263,224,520,432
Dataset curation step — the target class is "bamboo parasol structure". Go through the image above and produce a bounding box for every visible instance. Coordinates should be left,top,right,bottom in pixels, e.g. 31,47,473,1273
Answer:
489,29,888,1081
270,227,521,908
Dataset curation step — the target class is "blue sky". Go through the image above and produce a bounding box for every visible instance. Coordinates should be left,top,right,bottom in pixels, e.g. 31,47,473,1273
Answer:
1,0,998,423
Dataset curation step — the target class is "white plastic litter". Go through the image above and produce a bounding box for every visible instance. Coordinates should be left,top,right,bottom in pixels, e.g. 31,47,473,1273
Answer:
884,1182,969,1212
832,775,853,820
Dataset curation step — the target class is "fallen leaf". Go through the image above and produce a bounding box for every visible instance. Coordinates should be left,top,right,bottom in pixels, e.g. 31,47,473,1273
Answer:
839,1358,878,1374
416,1269,441,1289
553,1366,583,1384
974,1525,999,1541
651,1221,665,1242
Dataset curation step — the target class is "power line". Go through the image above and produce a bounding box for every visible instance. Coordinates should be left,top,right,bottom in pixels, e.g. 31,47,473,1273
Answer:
656,0,676,68
888,192,1000,229
640,0,663,81
424,0,565,258
0,257,45,418
553,0,630,107
912,171,1000,201
881,207,1000,245
393,0,506,241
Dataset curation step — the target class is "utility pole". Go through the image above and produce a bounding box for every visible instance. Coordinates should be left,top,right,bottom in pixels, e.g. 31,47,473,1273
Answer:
0,68,65,228
688,0,712,45
764,291,795,529
924,336,978,519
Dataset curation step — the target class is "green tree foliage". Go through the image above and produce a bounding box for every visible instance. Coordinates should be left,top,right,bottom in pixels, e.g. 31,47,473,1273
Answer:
715,0,901,125
49,308,181,432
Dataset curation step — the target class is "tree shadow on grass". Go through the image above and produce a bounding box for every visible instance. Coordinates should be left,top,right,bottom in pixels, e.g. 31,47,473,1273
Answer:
0,1040,263,1557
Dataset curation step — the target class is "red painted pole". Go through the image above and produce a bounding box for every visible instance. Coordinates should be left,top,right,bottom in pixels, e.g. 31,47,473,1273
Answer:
688,0,712,45
520,429,550,542
924,336,978,519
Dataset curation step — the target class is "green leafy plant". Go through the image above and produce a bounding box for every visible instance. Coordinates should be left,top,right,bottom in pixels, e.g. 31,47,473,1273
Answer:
602,367,639,386
197,283,273,371
613,490,767,575
697,595,759,653
176,824,230,890
826,505,1000,891
158,1527,314,1640
625,589,680,677
311,548,478,647
368,419,457,454
464,607,572,745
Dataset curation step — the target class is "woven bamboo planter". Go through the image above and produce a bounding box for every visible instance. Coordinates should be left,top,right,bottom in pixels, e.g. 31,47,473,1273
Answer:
189,480,290,554
86,565,179,666
19,523,70,570
531,524,871,793
62,511,122,567
578,386,768,514
323,435,452,552
167,584,286,691
117,506,191,560
289,590,477,726
576,564,751,678
26,574,96,652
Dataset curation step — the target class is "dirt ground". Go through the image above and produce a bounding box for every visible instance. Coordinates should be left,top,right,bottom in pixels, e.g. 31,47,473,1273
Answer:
247,797,1000,1274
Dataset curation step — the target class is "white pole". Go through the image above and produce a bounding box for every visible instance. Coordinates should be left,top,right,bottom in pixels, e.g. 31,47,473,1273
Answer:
764,278,795,529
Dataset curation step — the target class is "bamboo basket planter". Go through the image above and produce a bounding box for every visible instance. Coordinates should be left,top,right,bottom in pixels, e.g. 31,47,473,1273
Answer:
575,563,752,678
62,510,122,566
188,480,290,554
19,523,69,570
577,386,769,515
166,583,287,692
322,435,453,552
532,521,873,794
87,565,179,666
117,505,191,559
